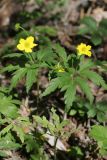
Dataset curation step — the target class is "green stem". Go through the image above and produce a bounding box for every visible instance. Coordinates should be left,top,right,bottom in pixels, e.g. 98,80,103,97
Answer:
54,137,58,160
19,26,29,36
29,54,34,64
30,54,36,63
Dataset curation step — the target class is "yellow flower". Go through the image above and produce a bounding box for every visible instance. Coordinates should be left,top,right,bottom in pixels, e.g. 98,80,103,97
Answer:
17,36,37,53
77,43,92,57
55,63,65,73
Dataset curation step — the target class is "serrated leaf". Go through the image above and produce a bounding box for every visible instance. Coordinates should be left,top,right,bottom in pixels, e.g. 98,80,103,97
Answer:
41,78,60,97
64,82,76,112
26,68,38,93
99,19,107,36
13,126,25,143
76,77,93,104
33,116,47,127
87,108,96,118
48,123,55,135
34,26,57,37
0,151,8,157
0,140,21,150
99,148,107,156
53,44,67,62
3,53,24,58
0,133,21,150
80,16,97,31
0,95,19,118
0,124,13,136
97,102,107,112
33,116,42,123
69,109,77,116
78,26,90,35
10,68,27,90
59,120,69,128
81,70,107,89
97,112,106,122
0,65,19,73
51,108,60,124
79,59,94,72
25,135,40,153
37,47,56,64
91,34,102,46
58,72,71,89
89,125,107,143
42,116,49,127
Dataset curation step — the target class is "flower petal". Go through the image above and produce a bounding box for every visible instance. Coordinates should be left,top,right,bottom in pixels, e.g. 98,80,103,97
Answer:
17,44,24,51
86,51,92,57
26,36,34,43
19,38,25,44
77,43,92,57
24,48,32,53
87,45,91,50
31,43,38,48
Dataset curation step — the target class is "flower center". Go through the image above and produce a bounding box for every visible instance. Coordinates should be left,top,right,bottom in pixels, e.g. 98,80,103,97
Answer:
24,42,30,48
81,47,86,52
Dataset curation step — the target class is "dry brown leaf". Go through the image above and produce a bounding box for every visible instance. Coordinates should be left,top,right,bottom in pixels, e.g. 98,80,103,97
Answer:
63,0,89,23
58,31,72,49
19,97,31,117
25,0,39,13
103,0,107,3
92,7,107,22
0,0,20,27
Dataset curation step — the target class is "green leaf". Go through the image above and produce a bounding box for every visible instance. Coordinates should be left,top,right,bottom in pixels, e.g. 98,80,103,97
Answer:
96,102,107,112
91,34,102,46
51,108,60,125
0,140,20,150
59,72,72,91
53,44,67,62
69,109,77,116
33,116,43,124
41,78,60,97
79,59,94,72
48,123,55,135
99,19,107,36
69,146,84,157
99,148,107,156
64,82,76,112
0,124,13,136
87,108,96,118
37,47,56,64
0,65,19,73
0,133,21,150
89,125,107,145
0,95,19,118
97,112,106,122
13,126,25,143
25,135,40,153
26,68,38,93
89,125,107,155
80,16,97,31
76,77,93,103
99,19,107,27
78,26,90,35
0,151,8,157
34,116,48,128
34,26,57,37
81,70,107,89
10,68,27,90
59,120,69,128
3,53,24,58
